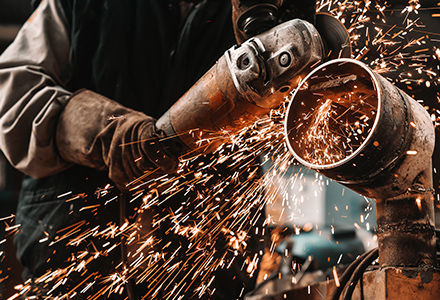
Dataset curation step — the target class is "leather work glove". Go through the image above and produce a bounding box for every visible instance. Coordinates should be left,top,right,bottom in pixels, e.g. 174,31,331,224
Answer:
231,0,316,44
56,90,179,191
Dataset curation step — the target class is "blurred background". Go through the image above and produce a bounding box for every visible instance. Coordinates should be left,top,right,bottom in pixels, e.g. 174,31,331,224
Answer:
0,0,31,52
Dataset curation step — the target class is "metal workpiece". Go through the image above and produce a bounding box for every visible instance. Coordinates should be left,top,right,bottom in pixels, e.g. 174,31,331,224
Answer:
245,267,440,299
375,163,436,268
156,18,326,152
376,190,437,268
284,58,436,269
284,58,435,200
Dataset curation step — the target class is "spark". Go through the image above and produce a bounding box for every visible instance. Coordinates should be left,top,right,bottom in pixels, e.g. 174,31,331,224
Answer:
333,266,340,287
0,215,14,221
416,197,422,210
290,74,377,165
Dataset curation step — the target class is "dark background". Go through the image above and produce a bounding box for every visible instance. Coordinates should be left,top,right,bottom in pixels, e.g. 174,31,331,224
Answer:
0,0,32,297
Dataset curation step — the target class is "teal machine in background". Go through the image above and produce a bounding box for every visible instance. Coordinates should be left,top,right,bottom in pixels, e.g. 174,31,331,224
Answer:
263,164,377,271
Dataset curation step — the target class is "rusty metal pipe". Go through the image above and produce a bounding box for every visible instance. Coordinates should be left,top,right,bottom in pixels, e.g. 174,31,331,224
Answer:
376,181,436,267
284,58,436,267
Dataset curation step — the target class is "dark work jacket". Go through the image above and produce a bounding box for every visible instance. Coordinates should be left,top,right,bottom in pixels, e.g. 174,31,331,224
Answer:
60,0,236,118
15,1,261,299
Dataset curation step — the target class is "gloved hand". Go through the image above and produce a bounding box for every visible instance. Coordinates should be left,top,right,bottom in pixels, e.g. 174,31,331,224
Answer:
231,0,316,44
56,90,178,191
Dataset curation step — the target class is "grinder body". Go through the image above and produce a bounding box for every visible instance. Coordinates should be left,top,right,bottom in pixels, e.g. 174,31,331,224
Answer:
156,18,326,153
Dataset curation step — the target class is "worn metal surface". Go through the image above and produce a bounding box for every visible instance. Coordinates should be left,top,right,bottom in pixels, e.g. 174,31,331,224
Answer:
347,267,440,300
156,18,326,150
246,268,440,299
284,58,437,270
227,18,324,108
376,193,437,268
284,58,436,200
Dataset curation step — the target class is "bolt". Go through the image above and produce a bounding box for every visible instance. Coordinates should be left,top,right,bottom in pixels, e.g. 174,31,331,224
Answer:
238,55,251,70
279,52,291,67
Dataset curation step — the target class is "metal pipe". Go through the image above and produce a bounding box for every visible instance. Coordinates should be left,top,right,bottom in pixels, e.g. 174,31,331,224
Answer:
284,58,436,267
376,182,436,267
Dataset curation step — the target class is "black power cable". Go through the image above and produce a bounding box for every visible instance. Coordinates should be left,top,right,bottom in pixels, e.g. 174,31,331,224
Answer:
330,247,378,300
342,248,379,300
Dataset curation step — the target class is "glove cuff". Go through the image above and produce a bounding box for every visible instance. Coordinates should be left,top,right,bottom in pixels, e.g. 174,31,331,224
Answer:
56,89,178,190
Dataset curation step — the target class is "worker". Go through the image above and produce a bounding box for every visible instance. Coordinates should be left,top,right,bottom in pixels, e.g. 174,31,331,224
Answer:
0,0,317,298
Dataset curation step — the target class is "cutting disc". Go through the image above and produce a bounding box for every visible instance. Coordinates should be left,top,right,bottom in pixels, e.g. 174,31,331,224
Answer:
315,13,352,60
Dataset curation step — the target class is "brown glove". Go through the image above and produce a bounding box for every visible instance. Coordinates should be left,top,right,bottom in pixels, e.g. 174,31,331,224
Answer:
56,89,178,190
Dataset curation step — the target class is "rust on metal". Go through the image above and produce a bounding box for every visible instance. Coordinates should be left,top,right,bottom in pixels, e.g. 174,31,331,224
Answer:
245,268,440,299
376,189,437,268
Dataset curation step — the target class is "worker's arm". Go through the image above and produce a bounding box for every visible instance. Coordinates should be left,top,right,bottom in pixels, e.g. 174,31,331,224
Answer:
0,0,177,189
0,0,72,178
56,89,178,189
